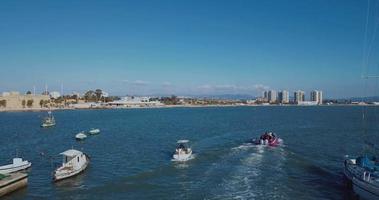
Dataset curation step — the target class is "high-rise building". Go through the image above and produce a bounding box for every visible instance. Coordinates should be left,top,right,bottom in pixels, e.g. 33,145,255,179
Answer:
268,90,277,103
278,90,289,104
310,90,323,104
294,90,305,104
263,91,268,101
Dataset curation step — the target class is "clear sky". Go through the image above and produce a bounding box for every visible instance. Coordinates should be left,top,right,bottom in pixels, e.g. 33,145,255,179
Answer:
0,0,373,98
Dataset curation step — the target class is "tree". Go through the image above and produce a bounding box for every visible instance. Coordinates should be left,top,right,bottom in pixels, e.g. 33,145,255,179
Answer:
0,100,6,107
26,91,32,95
84,90,96,102
27,100,34,108
22,100,26,108
40,100,44,108
95,89,102,101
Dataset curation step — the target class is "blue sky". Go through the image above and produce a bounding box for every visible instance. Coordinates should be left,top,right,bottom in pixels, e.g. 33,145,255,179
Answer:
0,0,374,98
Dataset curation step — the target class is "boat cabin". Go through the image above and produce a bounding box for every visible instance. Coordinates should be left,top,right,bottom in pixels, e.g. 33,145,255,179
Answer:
60,149,84,165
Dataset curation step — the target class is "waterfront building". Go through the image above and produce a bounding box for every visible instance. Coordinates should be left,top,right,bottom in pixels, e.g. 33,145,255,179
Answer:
310,90,323,105
263,91,268,102
107,96,163,107
278,90,289,104
297,101,318,106
268,90,277,103
0,91,50,109
294,90,305,104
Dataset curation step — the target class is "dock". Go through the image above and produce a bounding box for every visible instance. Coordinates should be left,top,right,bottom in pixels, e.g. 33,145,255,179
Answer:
0,172,28,197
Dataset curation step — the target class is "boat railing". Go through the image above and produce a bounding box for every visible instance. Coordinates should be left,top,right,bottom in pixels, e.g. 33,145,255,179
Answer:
363,171,372,182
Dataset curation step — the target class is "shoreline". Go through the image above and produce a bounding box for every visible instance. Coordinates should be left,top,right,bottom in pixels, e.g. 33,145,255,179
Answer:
0,103,375,112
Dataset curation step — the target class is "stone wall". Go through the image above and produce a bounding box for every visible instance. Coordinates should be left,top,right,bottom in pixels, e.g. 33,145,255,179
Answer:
0,93,50,109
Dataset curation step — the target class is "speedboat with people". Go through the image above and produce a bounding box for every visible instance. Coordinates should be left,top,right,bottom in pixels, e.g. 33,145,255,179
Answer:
75,132,87,140
0,158,31,174
252,132,282,146
88,128,100,135
344,155,379,199
172,140,193,162
53,149,89,181
41,111,55,127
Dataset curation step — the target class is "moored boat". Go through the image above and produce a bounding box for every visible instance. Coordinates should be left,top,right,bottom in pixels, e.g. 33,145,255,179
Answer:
88,128,100,135
252,132,282,146
41,111,55,128
53,149,89,181
75,132,87,140
0,158,31,174
344,156,379,199
172,140,193,162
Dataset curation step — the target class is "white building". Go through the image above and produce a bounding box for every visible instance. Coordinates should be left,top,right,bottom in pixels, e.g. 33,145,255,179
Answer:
49,91,61,99
310,90,323,105
297,101,318,106
278,90,289,104
107,96,163,107
294,90,305,104
268,90,277,103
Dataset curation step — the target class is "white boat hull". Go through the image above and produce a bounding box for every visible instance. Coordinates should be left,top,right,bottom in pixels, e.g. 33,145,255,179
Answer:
54,154,89,181
89,129,100,134
172,151,193,162
75,133,87,140
0,159,31,174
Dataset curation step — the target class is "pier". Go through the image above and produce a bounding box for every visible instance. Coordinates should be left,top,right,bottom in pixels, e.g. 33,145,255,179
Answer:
0,173,28,197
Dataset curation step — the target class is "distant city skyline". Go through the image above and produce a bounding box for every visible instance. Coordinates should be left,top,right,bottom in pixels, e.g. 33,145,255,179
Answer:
0,0,374,98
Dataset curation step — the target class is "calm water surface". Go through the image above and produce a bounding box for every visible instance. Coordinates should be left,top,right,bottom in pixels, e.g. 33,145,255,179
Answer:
1,106,378,200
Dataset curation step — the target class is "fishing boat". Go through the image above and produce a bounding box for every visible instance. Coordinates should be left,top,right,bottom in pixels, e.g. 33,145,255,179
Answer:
88,128,100,135
0,158,31,174
53,149,89,181
75,132,87,140
252,132,282,146
172,140,193,162
41,111,56,127
344,156,379,199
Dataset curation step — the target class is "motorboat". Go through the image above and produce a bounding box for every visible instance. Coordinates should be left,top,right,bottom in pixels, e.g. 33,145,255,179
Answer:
75,132,87,140
41,111,55,127
0,158,31,174
344,156,379,199
252,132,282,146
53,149,89,181
88,128,100,135
172,140,193,162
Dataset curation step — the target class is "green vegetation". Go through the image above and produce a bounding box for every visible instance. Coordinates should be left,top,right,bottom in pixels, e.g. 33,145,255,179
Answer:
27,99,34,108
160,95,180,105
0,100,6,107
22,100,26,108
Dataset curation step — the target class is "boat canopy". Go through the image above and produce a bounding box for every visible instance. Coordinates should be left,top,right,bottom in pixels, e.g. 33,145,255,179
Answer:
60,149,82,157
177,140,189,144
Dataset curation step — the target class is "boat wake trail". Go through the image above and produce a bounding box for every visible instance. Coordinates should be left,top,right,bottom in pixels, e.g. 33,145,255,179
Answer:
207,144,289,200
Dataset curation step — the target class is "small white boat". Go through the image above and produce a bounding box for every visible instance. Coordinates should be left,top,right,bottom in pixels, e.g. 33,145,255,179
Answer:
41,111,55,128
0,158,31,174
88,128,100,135
172,140,193,162
53,149,89,181
75,132,87,140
